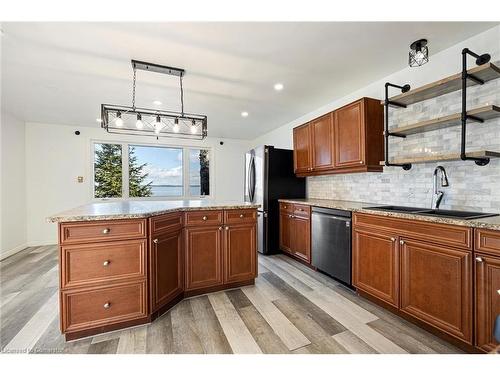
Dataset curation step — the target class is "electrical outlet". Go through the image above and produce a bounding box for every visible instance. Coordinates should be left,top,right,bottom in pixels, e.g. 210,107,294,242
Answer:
77,176,84,183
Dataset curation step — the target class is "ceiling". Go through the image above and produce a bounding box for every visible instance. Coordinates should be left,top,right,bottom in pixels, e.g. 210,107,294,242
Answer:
1,22,498,139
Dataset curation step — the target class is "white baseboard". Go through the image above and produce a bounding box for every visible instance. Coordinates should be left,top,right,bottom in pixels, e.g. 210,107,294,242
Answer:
0,241,57,261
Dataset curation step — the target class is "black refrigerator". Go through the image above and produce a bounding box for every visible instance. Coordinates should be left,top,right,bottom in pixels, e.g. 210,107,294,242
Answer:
244,145,306,255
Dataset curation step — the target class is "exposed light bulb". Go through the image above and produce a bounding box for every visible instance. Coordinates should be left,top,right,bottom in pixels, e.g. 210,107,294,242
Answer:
96,118,102,123
173,118,180,133
115,112,123,127
190,119,197,134
135,114,143,129
155,115,162,134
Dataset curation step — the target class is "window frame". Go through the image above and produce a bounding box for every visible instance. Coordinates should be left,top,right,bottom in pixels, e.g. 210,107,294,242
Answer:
90,139,213,201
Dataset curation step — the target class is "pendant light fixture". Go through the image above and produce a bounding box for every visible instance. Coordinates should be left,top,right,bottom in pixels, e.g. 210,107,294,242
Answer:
409,39,429,67
101,60,207,139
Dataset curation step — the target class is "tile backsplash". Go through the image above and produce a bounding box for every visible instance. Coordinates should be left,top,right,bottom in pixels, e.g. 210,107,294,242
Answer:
307,73,500,212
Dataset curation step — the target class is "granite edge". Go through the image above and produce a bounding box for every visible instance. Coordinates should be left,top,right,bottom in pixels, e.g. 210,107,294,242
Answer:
47,204,260,223
278,198,500,231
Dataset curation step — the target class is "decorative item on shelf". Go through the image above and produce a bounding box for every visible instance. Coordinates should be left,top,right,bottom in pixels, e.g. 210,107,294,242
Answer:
100,60,207,140
383,82,412,170
460,48,491,166
409,39,429,67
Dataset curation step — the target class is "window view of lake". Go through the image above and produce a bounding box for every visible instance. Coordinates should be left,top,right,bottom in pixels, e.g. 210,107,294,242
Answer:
150,185,202,197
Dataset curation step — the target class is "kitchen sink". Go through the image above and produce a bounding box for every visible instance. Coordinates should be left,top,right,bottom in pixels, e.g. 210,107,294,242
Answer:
364,205,499,220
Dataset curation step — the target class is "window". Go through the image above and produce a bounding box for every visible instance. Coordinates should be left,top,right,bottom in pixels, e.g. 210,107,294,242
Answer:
92,142,211,200
94,143,122,198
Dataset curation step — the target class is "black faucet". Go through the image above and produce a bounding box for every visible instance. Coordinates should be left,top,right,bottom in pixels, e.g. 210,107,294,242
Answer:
433,166,449,209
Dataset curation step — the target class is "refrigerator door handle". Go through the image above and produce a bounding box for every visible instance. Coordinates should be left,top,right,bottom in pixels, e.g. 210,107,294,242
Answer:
248,155,256,202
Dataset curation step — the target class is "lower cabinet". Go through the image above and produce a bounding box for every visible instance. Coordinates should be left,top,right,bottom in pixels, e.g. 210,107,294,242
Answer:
150,228,183,312
400,239,472,343
185,226,224,291
224,224,257,283
475,254,500,351
279,204,311,263
352,228,399,307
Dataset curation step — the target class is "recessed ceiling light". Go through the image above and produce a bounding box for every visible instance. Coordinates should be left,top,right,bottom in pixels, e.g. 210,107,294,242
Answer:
153,100,162,105
241,111,249,118
96,118,102,123
274,83,284,91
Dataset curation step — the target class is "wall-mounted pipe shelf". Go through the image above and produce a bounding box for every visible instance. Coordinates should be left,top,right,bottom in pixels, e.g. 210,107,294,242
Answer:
390,105,500,136
381,150,500,166
382,62,500,107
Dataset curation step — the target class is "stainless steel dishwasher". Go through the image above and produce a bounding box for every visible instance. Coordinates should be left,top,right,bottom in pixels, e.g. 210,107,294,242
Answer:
311,207,352,286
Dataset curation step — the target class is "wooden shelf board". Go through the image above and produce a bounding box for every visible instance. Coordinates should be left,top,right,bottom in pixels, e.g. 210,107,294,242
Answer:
390,105,500,136
381,150,500,166
382,62,500,107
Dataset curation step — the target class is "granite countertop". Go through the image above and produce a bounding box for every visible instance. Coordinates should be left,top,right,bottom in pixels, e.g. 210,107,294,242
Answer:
279,198,500,231
48,200,260,223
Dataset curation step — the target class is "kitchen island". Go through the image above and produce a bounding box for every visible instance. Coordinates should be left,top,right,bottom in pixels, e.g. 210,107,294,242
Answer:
48,200,259,340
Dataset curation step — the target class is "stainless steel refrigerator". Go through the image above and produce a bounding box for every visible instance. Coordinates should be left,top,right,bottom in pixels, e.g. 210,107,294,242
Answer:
244,145,306,255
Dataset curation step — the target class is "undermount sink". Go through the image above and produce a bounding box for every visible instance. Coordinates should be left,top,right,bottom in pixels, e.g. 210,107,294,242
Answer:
364,205,499,220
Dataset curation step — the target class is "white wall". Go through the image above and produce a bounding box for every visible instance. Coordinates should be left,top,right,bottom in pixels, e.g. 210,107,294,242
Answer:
1,112,27,258
25,122,250,245
251,25,500,150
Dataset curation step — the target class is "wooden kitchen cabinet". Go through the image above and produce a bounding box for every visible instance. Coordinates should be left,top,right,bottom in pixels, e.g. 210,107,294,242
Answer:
150,229,183,313
224,223,257,284
279,203,311,264
293,97,383,176
352,228,400,307
185,226,224,291
475,254,500,351
400,239,472,344
293,122,312,174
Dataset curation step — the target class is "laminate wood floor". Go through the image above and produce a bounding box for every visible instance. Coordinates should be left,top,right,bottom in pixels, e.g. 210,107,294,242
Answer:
0,245,462,354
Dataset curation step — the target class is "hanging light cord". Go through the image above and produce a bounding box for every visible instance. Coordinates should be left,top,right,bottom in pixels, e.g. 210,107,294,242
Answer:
132,67,137,110
180,74,184,117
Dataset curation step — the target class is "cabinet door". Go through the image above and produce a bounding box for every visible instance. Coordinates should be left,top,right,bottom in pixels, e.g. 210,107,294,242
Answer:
311,114,334,171
353,228,399,307
293,123,312,173
292,216,311,263
475,254,500,351
400,239,472,344
279,212,293,253
185,226,223,291
334,100,365,168
150,229,183,312
224,224,257,284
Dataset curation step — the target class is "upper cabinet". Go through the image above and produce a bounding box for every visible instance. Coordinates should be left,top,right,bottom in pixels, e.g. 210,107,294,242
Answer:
293,97,384,176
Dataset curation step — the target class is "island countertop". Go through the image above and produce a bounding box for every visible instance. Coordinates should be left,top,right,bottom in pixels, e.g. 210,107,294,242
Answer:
279,198,500,231
48,200,260,223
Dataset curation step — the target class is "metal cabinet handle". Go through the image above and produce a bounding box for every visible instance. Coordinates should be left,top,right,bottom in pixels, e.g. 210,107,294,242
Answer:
359,160,363,164
103,302,111,309
202,216,208,221
400,240,405,245
475,256,483,263
218,226,222,230
497,289,500,295
103,260,110,267
225,226,229,230
391,238,396,242
239,214,244,218
102,228,110,234
153,238,158,244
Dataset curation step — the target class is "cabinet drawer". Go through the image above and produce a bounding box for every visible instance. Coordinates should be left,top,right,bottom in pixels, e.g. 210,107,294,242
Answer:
293,204,311,218
61,281,148,333
224,209,257,224
184,210,223,226
475,229,500,257
280,202,294,213
354,213,472,250
61,240,146,289
150,212,182,235
60,220,146,245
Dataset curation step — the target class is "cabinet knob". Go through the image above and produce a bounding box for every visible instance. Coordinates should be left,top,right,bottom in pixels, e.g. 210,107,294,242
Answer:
103,260,110,267
218,226,222,230
284,205,287,209
103,302,111,309
153,238,158,244
475,256,484,263
497,289,500,295
391,238,396,242
359,161,363,164
225,226,229,230
399,240,405,245
202,216,208,221
102,228,110,234
239,214,244,218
